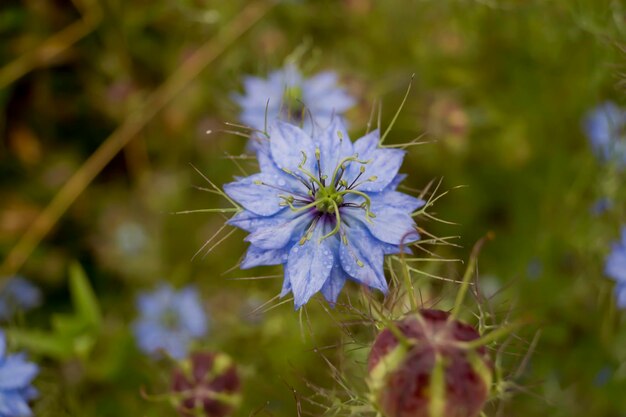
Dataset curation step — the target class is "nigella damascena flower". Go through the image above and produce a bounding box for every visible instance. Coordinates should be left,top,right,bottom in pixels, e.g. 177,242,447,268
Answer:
583,101,626,167
0,277,42,321
0,330,39,417
133,283,209,359
232,64,355,133
225,119,424,308
605,226,626,308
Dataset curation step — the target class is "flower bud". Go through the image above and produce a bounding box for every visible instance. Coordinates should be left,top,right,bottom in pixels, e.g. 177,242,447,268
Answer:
171,351,241,417
368,309,491,417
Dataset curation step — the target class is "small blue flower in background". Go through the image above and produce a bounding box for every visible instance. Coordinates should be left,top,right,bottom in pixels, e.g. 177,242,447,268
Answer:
225,119,424,309
605,226,626,308
0,278,42,321
233,63,356,134
590,197,612,216
583,101,626,167
133,283,208,359
0,330,38,417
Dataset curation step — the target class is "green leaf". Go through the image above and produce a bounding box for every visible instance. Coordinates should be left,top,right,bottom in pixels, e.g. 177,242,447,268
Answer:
51,313,88,336
69,262,102,329
6,328,72,359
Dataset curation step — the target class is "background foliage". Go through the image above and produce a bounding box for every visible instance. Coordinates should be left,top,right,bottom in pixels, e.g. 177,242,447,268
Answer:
1,0,625,416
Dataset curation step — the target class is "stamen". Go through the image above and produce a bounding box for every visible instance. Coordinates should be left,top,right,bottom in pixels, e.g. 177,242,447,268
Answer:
296,151,324,191
330,155,371,189
315,147,324,187
285,200,319,213
281,168,313,191
336,179,348,191
254,180,308,199
347,165,366,189
339,230,365,268
348,176,378,191
337,189,375,222
299,215,321,245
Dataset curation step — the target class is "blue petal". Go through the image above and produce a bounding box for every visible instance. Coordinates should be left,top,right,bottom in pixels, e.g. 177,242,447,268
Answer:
224,173,284,216
133,321,185,357
318,117,354,179
339,222,387,293
0,330,5,358
303,72,356,120
269,121,317,174
383,244,414,256
227,210,263,233
132,320,160,353
0,355,38,390
245,211,311,250
605,245,626,283
162,331,191,360
279,276,292,298
320,265,347,305
387,174,407,190
583,102,625,159
240,111,278,132
136,284,174,318
177,287,208,337
0,391,33,417
373,174,425,212
241,245,291,269
286,224,337,309
348,129,406,192
303,72,339,94
345,200,419,246
229,209,301,234
374,189,425,213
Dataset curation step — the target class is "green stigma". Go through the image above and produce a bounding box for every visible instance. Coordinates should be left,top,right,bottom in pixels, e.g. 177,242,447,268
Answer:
282,85,305,121
315,186,344,213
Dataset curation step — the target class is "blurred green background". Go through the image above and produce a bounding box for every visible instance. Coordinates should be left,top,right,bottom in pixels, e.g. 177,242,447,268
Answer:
1,0,625,416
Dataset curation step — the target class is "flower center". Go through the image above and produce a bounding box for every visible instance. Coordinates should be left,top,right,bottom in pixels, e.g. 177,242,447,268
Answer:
314,186,344,213
254,146,378,245
160,308,180,330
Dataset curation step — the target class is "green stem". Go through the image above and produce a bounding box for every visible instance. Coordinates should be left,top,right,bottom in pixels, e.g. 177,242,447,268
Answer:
449,232,493,322
380,74,414,145
457,319,528,350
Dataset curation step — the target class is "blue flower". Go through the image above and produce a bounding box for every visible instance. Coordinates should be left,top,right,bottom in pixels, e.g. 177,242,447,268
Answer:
233,64,355,134
132,283,209,359
583,101,626,167
224,119,424,308
590,197,612,216
0,330,38,417
605,226,626,308
0,278,42,321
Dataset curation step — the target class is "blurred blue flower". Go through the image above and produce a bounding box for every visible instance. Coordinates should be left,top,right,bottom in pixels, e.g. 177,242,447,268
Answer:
0,330,39,417
133,284,209,359
605,226,626,308
0,278,42,321
233,64,355,134
593,366,613,387
225,119,424,308
590,197,612,216
583,101,626,167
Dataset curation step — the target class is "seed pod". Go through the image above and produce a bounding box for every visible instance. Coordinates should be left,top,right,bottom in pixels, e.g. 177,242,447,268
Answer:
171,351,241,417
368,309,492,417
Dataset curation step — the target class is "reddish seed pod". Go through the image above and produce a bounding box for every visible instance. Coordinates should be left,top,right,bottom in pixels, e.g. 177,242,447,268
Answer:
368,309,492,417
171,351,241,417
